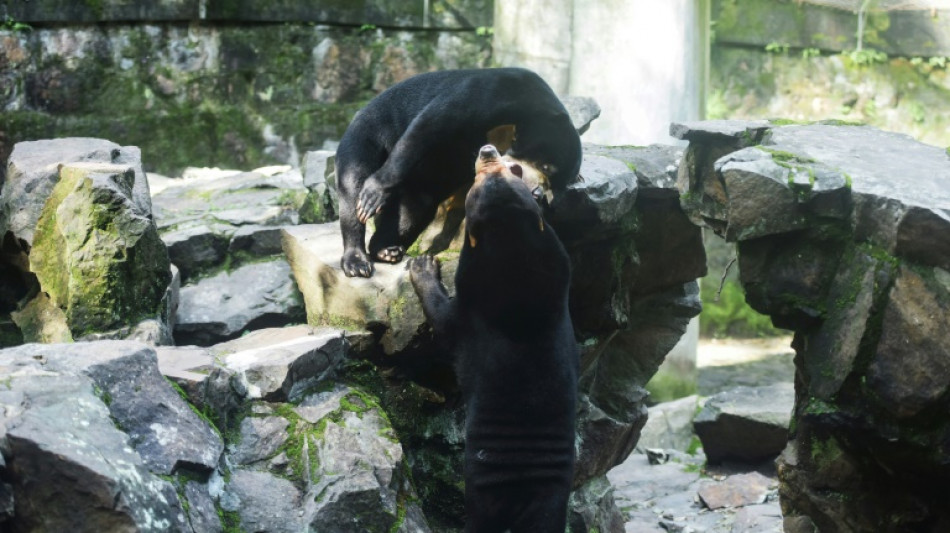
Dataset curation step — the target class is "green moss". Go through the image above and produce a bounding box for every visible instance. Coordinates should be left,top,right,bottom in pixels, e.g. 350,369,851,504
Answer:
216,506,244,533
165,377,222,437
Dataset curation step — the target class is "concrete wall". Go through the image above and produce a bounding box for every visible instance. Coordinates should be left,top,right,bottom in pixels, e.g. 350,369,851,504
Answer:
494,0,710,145
0,1,494,176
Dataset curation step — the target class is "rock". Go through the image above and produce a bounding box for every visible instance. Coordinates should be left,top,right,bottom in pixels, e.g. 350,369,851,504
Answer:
0,341,224,475
560,95,602,135
0,371,186,532
1,138,151,249
155,344,215,402
174,258,306,346
281,223,460,354
693,383,793,463
229,416,291,465
567,475,626,533
866,265,950,419
697,472,775,510
300,150,339,223
212,325,346,403
228,224,286,257
636,395,701,453
548,152,639,233
184,481,223,533
223,469,305,533
303,385,430,533
160,224,232,282
152,166,309,281
680,120,950,529
670,119,771,146
23,162,171,341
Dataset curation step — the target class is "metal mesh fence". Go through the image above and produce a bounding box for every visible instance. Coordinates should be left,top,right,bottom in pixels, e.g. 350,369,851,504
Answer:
803,0,950,10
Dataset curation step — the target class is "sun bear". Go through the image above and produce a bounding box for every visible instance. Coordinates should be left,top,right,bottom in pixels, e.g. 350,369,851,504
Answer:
336,67,582,277
408,145,579,533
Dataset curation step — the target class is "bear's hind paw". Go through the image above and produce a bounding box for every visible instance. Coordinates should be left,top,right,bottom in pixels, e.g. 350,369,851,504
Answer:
375,246,406,264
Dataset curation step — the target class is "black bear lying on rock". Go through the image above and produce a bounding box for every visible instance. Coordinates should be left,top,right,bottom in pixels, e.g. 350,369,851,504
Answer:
409,145,579,533
336,67,582,277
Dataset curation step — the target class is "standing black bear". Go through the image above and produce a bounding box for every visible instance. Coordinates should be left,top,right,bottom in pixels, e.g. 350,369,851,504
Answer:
336,67,582,277
409,145,578,533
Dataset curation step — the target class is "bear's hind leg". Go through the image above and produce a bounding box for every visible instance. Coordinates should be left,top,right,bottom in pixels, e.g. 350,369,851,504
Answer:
367,192,406,263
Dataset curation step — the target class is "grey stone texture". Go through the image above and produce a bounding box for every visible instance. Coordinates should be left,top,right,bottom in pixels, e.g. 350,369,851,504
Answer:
678,119,950,532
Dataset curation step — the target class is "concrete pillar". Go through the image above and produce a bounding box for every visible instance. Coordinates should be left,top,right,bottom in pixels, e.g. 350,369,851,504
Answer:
493,0,710,145
492,0,574,93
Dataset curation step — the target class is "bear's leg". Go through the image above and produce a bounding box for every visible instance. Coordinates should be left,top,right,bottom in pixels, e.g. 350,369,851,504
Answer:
508,490,570,533
366,192,405,263
338,154,383,278
407,255,454,337
368,190,439,264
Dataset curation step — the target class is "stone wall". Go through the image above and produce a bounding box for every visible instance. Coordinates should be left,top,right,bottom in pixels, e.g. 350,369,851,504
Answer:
710,0,950,148
0,0,493,177
676,119,950,532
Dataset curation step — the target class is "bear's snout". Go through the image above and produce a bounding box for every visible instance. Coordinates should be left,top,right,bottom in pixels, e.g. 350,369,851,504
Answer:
479,144,501,161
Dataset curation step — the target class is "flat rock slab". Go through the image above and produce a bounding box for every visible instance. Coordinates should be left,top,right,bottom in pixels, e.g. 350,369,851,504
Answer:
697,472,776,510
174,258,306,346
157,325,348,405
282,223,459,355
215,326,347,402
1,341,224,475
677,120,950,270
693,383,794,463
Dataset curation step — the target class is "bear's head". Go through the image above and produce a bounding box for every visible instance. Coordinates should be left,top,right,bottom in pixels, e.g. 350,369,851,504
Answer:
464,144,546,250
486,118,582,204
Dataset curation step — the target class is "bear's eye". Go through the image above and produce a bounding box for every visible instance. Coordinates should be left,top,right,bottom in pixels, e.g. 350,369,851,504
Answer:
509,163,523,178
540,163,555,175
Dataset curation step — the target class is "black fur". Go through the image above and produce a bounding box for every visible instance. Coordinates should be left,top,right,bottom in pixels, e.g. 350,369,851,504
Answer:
336,67,581,277
409,146,579,533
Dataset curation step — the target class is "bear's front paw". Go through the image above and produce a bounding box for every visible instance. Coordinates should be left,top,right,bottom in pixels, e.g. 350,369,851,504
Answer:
342,248,374,278
408,255,441,288
356,179,388,224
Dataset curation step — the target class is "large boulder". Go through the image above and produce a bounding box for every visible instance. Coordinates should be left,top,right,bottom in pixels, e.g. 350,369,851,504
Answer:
1,139,170,346
676,120,950,532
693,384,794,463
173,258,306,346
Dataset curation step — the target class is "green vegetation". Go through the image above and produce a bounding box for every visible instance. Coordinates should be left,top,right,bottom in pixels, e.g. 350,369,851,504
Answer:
700,279,784,338
844,48,888,66
1,15,32,31
645,370,697,404
765,42,789,55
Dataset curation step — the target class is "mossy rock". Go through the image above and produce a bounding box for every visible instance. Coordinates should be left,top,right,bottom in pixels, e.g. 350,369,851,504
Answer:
29,162,171,338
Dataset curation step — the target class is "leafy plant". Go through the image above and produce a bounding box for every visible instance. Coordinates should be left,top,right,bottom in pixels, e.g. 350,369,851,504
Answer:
1,15,32,32
846,48,887,66
765,41,789,55
475,26,493,37
802,47,821,59
699,279,784,338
